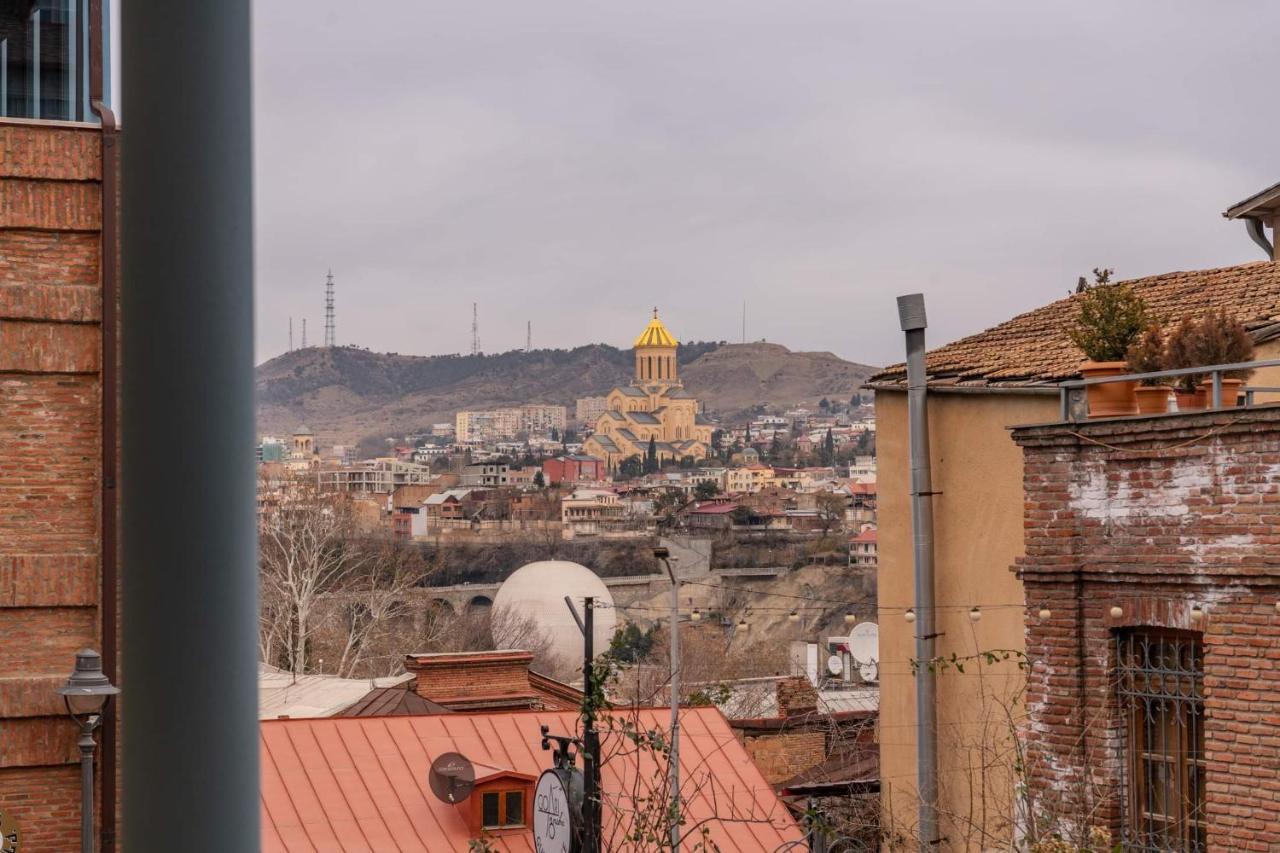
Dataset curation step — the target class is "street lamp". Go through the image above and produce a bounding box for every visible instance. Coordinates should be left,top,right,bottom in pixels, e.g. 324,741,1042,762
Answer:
59,649,119,853
653,546,680,853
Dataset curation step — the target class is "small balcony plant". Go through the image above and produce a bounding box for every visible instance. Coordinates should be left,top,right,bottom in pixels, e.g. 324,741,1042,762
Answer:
1187,309,1254,408
1066,282,1147,417
1125,323,1171,414
1162,315,1205,410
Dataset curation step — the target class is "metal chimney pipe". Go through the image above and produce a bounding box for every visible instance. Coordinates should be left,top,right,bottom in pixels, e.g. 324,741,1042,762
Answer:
897,293,939,851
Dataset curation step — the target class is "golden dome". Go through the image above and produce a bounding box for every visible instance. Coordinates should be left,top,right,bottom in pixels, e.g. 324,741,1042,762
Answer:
633,307,678,349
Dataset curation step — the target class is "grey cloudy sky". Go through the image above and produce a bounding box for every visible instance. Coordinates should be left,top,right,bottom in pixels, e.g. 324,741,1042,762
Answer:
253,1,1276,368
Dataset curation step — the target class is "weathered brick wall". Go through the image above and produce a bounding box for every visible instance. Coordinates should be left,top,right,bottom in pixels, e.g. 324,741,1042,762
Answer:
405,650,537,707
0,121,104,848
742,731,827,785
1012,408,1280,848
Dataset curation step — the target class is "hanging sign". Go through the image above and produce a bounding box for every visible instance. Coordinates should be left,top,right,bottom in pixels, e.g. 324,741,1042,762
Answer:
533,769,574,853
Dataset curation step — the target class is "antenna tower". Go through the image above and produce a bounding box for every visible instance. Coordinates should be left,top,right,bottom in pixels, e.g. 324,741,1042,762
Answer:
301,318,307,349
471,303,480,356
526,320,531,353
324,270,335,348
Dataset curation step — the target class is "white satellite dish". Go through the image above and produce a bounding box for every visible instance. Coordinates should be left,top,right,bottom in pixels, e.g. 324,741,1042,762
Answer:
826,655,844,676
858,660,878,683
848,622,879,665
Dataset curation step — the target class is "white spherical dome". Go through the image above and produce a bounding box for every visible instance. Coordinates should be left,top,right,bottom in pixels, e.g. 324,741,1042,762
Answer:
494,561,617,665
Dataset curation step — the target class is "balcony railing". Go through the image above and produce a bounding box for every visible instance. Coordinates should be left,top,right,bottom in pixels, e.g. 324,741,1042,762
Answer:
1057,358,1280,422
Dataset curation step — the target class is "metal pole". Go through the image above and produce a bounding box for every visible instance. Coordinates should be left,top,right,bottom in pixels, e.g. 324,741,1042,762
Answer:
665,559,681,852
122,1,258,850
79,719,97,853
897,294,939,851
581,597,601,853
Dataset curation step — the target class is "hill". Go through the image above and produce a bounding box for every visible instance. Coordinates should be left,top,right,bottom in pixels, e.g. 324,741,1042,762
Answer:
256,342,877,447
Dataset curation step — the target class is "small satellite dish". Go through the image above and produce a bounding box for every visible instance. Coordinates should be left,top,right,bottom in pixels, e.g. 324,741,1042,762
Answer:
428,752,476,804
826,655,844,676
858,660,879,683
848,622,879,665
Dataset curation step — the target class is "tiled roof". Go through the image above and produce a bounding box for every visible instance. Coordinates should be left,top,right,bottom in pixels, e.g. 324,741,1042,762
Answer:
260,707,802,852
626,411,661,425
663,387,696,399
870,261,1280,388
614,385,647,397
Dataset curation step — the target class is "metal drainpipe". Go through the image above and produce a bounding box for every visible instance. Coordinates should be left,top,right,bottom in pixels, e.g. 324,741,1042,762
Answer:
897,294,939,851
87,1,119,848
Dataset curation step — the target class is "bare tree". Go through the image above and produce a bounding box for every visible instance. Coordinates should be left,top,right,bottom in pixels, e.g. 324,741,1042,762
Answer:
259,473,373,675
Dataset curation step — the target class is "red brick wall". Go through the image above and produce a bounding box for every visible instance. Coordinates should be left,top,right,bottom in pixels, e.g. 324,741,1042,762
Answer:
405,651,538,708
1013,408,1280,848
0,121,105,848
743,731,827,785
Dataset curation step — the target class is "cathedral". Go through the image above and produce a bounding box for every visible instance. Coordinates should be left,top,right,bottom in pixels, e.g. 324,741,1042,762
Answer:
582,310,714,468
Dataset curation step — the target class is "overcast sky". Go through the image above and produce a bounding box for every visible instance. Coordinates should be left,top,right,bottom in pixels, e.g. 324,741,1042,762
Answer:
253,1,1276,368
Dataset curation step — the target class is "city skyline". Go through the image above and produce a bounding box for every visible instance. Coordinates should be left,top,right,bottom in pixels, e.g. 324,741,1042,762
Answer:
254,1,1277,367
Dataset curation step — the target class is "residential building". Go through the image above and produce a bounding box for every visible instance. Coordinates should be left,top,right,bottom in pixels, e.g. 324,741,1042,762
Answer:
848,528,877,568
726,463,776,494
0,12,120,849
460,463,514,487
582,310,714,467
575,394,609,423
317,457,434,494
868,189,1280,846
847,454,875,482
560,487,626,536
543,454,606,485
1011,397,1280,848
455,404,567,441
257,436,286,463
259,706,804,852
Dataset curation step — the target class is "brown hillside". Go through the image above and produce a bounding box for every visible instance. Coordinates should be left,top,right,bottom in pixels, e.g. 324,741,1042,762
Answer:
256,342,876,446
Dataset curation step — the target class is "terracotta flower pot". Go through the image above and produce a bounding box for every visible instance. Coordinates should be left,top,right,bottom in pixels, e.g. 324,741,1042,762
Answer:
1198,378,1245,409
1080,360,1137,418
1174,388,1206,411
1134,386,1171,414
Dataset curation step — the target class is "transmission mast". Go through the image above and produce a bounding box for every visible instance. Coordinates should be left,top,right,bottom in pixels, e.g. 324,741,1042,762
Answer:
526,320,532,353
324,270,336,348
301,318,307,348
471,303,481,356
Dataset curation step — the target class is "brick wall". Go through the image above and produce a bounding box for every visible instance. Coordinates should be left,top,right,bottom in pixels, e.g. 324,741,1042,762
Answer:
0,121,105,848
1012,407,1280,848
743,731,827,786
404,650,539,709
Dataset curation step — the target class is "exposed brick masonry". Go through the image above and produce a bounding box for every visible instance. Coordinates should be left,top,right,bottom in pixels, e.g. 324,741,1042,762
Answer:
1012,407,1280,850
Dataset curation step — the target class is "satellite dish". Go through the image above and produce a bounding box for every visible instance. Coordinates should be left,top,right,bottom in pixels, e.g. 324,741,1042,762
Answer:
848,622,879,665
428,752,476,804
858,660,879,683
826,655,844,676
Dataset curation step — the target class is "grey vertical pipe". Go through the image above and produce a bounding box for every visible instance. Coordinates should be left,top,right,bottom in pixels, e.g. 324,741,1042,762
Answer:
897,294,939,851
121,2,257,851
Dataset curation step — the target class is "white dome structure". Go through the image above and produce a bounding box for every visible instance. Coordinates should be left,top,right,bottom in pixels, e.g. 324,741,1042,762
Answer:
493,560,617,665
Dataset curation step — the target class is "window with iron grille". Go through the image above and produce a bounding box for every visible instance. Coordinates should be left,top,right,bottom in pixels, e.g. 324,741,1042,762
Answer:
1116,630,1205,853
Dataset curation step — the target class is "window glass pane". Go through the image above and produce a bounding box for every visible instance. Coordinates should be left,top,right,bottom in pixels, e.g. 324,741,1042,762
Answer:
0,0,85,121
481,792,500,828
503,791,523,826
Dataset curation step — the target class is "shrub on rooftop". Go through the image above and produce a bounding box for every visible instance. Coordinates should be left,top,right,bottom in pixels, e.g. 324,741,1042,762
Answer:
1066,283,1147,363
1178,309,1256,381
1125,323,1170,387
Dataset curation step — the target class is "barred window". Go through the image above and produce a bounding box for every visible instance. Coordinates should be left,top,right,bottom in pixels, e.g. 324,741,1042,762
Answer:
1116,630,1205,853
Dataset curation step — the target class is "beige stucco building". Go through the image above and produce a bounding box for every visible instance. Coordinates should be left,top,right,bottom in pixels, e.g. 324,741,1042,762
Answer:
583,310,713,467
871,254,1280,849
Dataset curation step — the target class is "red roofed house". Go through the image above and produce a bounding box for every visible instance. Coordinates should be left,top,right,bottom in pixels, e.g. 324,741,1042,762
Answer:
849,528,877,568
260,707,805,851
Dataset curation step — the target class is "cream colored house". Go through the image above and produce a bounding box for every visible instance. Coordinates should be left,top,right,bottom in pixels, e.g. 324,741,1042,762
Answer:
871,253,1280,849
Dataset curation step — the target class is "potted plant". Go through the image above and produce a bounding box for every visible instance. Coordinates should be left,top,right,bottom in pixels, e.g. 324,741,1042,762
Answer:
1163,315,1205,410
1190,309,1254,408
1125,323,1171,414
1066,283,1147,417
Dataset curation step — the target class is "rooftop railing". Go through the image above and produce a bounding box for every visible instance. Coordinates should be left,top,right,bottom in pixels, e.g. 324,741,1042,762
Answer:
1057,358,1280,422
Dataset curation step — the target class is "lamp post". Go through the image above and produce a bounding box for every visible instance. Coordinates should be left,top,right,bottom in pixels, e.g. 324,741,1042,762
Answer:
653,546,680,852
59,649,120,853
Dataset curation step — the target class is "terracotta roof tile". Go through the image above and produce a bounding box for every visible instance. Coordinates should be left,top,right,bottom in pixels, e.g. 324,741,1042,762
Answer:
871,261,1280,388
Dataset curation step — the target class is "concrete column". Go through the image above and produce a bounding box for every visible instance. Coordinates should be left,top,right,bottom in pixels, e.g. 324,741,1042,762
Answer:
121,2,258,850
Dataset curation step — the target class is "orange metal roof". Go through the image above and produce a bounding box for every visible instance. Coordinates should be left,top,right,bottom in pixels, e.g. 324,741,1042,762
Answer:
261,706,803,852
